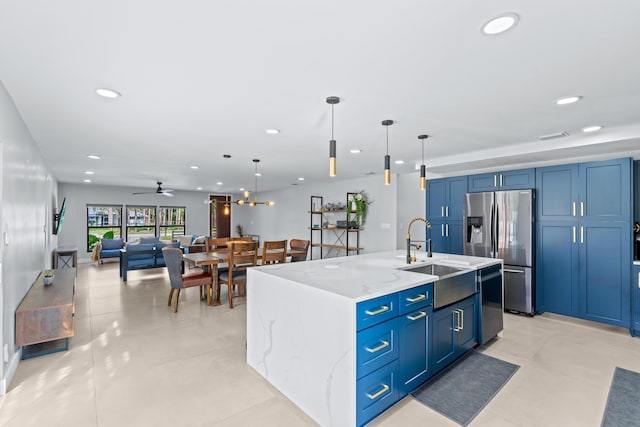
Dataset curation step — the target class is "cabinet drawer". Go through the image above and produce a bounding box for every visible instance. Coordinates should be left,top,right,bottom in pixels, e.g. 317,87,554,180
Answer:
357,293,399,331
399,284,433,314
357,318,399,379
356,360,399,427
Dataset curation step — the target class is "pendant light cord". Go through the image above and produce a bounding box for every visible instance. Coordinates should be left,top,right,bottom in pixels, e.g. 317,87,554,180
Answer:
421,139,425,164
331,104,334,140
386,125,389,155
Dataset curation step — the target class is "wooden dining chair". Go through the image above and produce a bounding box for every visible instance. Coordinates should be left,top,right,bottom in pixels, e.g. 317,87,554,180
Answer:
163,247,213,312
206,237,229,252
261,240,287,265
217,240,258,308
289,239,310,262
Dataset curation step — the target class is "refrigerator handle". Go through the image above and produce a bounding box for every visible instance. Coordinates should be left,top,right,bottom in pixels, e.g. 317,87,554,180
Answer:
493,201,499,258
490,201,495,257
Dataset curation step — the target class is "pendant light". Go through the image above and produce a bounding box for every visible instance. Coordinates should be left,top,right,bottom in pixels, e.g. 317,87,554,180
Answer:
418,135,429,190
327,96,340,177
223,194,230,215
235,159,273,206
382,120,394,185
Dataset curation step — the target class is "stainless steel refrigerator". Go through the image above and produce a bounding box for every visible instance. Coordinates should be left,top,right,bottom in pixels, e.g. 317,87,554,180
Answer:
464,189,535,315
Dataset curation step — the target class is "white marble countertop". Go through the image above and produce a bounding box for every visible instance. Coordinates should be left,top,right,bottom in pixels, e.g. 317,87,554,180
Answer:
254,250,502,302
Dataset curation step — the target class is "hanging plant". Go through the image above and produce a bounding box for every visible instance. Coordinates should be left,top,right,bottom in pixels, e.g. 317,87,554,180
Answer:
351,190,372,227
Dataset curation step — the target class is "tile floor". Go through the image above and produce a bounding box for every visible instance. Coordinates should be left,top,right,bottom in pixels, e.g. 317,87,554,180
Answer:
1,262,639,427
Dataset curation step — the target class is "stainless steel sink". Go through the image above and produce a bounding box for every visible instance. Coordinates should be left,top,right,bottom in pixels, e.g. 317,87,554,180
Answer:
403,263,465,277
404,263,476,309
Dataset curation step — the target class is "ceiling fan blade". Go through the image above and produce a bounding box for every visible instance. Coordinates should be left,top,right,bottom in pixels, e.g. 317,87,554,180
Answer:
132,191,153,195
161,192,174,197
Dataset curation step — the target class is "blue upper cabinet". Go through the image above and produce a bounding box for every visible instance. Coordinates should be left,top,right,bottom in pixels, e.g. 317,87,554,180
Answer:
579,159,631,222
427,176,466,254
536,164,579,221
468,168,535,193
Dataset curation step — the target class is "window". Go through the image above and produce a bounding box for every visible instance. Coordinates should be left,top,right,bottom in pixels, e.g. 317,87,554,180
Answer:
158,206,186,241
126,206,156,241
87,205,122,251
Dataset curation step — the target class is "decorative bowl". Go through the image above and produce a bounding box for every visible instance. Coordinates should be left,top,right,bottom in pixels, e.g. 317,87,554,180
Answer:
43,273,55,286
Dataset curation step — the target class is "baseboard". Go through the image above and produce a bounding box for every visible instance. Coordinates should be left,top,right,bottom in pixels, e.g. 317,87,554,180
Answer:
0,347,22,395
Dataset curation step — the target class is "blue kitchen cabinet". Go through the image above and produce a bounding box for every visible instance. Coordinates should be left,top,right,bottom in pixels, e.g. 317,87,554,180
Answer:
634,161,640,222
632,264,640,336
468,168,535,193
580,222,630,327
536,158,632,328
431,294,477,375
426,176,466,254
397,284,433,395
536,221,580,316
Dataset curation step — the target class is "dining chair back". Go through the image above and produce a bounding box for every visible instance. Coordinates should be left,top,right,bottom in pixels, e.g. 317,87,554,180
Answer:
231,236,254,242
261,240,288,265
217,240,258,308
206,237,230,252
289,239,310,262
163,247,212,312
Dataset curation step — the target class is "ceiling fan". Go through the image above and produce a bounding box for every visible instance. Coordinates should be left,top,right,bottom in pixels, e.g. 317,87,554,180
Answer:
132,182,175,197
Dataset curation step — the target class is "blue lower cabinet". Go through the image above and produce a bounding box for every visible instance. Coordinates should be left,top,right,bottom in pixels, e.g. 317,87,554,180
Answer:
356,318,399,379
429,221,463,255
356,360,399,426
432,294,478,375
398,306,430,394
633,265,640,336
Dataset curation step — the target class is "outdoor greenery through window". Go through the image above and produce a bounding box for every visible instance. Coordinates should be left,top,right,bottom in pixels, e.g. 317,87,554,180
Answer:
159,206,186,241
126,206,156,241
87,205,122,251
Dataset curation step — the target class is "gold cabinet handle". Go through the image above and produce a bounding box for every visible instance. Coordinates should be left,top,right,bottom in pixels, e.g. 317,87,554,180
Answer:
573,226,576,243
406,294,426,303
366,384,390,400
572,202,576,217
441,206,444,217
446,224,449,237
441,224,445,237
445,206,449,217
494,175,497,187
580,202,584,217
459,308,464,330
500,174,503,187
365,340,390,353
365,305,389,316
580,226,584,244
638,271,640,288
453,310,461,331
407,311,427,321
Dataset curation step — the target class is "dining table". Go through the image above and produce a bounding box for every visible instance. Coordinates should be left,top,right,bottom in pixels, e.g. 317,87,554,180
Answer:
182,247,307,306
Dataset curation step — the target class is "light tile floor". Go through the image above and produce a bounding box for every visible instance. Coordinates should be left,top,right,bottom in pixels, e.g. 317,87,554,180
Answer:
1,262,639,427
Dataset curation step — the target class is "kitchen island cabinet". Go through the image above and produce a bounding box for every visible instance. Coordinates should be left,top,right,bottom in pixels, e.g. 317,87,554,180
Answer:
246,250,500,426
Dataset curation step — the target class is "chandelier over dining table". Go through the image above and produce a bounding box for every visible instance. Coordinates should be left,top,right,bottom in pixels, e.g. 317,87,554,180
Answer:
235,159,274,206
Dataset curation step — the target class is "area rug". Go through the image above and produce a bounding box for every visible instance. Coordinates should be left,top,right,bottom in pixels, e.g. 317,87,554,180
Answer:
601,367,640,427
411,350,519,426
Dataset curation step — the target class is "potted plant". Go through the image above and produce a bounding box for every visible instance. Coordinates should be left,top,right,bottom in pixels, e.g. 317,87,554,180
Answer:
349,191,372,227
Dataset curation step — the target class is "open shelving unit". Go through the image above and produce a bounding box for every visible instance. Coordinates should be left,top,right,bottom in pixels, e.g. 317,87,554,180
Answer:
309,193,363,259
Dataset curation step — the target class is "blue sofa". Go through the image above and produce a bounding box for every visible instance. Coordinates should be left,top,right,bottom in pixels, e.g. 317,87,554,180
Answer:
119,241,181,282
97,238,125,264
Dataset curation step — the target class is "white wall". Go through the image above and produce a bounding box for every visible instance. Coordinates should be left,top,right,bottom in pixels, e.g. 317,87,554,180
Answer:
231,174,417,258
58,183,216,261
0,81,58,393
396,171,428,249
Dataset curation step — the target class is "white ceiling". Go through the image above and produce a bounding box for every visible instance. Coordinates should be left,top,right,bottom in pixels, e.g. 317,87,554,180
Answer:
1,1,640,195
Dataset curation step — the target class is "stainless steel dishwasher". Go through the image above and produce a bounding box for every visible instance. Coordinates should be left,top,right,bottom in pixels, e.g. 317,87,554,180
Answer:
477,264,503,345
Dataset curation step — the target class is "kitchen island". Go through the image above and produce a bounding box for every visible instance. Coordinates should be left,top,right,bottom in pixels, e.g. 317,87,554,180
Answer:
246,250,502,426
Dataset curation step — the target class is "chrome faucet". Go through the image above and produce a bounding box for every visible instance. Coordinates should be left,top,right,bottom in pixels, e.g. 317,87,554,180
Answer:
406,217,432,264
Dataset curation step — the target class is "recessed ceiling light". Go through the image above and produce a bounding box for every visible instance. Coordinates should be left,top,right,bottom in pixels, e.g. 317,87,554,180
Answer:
265,129,280,134
298,177,305,181
190,165,199,170
196,187,202,190
350,149,361,154
95,88,121,98
83,179,92,183
394,160,405,165
216,181,223,185
255,173,262,177
482,13,519,35
87,155,101,160
582,125,603,133
239,187,245,191
555,96,582,105
85,171,94,175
